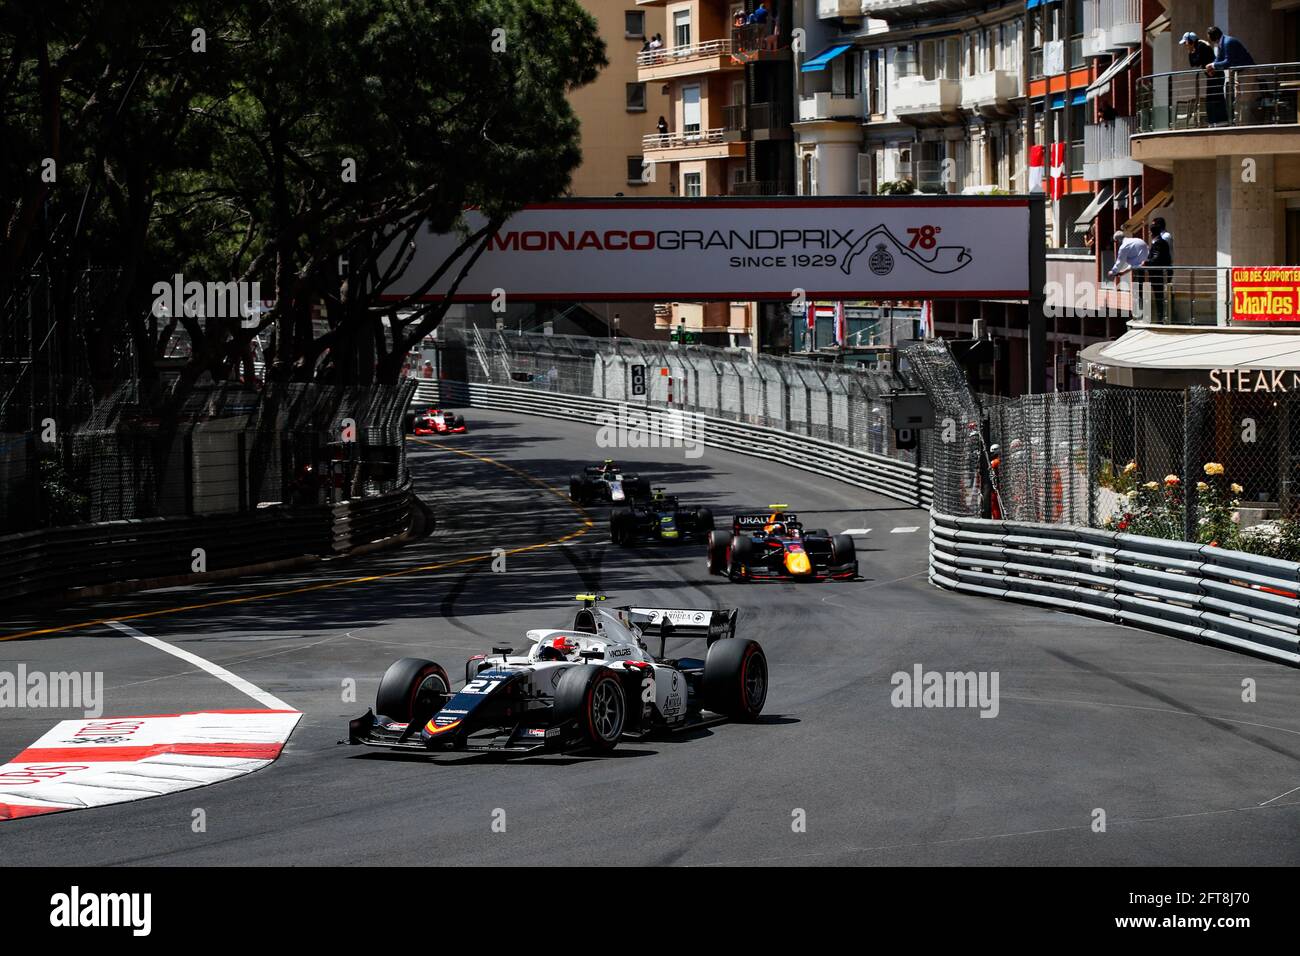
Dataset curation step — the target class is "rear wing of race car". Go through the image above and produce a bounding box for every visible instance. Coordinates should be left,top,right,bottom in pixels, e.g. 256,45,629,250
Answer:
623,606,738,652
732,510,799,531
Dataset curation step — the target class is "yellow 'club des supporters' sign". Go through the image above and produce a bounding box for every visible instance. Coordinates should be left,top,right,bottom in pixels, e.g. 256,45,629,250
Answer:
1232,266,1300,322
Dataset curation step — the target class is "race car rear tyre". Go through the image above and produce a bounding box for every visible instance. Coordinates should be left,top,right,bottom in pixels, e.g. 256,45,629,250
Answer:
706,530,731,575
830,533,856,566
727,534,753,581
376,657,451,723
696,507,714,532
554,666,626,752
569,475,586,504
403,411,417,434
703,638,767,720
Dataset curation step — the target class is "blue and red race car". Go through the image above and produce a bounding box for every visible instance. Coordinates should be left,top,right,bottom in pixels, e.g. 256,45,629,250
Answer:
706,506,858,582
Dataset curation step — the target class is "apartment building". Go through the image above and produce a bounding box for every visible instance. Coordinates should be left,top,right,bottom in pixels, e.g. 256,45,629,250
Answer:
635,0,798,348
1081,0,1300,388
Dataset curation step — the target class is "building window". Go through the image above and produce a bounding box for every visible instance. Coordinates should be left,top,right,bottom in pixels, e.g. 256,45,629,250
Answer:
682,84,701,135
683,172,702,197
627,156,649,184
626,82,647,112
625,11,645,39
673,10,691,50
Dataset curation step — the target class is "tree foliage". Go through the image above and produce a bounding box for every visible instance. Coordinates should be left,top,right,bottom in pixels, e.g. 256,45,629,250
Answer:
1,0,605,388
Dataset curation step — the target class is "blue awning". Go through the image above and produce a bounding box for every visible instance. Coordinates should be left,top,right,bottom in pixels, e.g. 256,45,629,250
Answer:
1026,0,1063,8
1050,90,1088,108
801,44,852,73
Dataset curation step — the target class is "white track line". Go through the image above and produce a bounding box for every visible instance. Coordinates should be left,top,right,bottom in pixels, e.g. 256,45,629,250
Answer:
106,621,293,711
890,526,919,534
841,528,872,535
1259,784,1300,807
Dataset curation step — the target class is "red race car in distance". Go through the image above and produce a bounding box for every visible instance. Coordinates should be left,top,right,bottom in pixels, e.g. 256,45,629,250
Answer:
406,407,468,436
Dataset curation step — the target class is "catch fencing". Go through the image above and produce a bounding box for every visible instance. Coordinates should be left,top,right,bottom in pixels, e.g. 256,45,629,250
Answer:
1,378,414,534
420,329,934,505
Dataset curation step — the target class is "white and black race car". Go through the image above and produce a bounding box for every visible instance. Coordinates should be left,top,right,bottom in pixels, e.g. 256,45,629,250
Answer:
569,460,650,505
347,596,768,757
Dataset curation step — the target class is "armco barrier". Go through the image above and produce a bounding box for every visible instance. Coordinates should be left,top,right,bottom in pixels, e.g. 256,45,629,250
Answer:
414,380,932,507
0,484,418,605
929,512,1300,666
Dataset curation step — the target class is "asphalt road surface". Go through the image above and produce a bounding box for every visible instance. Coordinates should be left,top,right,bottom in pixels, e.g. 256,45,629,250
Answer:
3,409,1299,865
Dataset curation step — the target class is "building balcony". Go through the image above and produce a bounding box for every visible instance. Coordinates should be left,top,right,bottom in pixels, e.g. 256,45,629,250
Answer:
1082,0,1142,57
1083,116,1142,180
960,69,1020,118
641,128,747,164
798,90,863,122
730,179,795,196
1133,64,1300,170
730,24,789,62
723,101,793,140
635,39,740,82
860,0,978,22
816,0,861,18
891,75,962,125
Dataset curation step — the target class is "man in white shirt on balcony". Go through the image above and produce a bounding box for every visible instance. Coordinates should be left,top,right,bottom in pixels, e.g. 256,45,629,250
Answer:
1107,230,1149,279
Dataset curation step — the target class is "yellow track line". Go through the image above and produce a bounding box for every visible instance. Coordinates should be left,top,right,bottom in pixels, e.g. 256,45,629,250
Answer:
0,439,593,642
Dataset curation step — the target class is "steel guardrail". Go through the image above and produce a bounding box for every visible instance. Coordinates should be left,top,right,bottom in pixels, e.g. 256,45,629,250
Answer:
0,484,417,605
928,511,1300,666
413,379,933,507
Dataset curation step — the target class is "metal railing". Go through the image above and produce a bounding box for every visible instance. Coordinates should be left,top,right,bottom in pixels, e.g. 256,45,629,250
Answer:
1083,115,1138,176
1083,0,1141,35
636,39,732,68
730,180,793,196
642,128,727,150
1137,63,1300,133
731,23,785,57
748,100,790,130
929,513,1300,665
1122,266,1227,326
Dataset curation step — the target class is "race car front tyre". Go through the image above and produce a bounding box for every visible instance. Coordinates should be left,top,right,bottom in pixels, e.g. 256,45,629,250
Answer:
376,657,451,724
403,411,417,434
702,638,767,720
610,509,633,545
553,666,626,752
569,475,586,504
830,533,856,567
706,530,731,575
727,534,753,581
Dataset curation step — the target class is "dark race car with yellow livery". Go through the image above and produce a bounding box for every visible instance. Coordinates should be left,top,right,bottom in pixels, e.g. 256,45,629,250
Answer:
610,487,714,546
706,506,858,582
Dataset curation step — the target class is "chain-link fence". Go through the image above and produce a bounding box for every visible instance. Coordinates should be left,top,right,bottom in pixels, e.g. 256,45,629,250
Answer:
0,378,413,533
434,328,933,468
902,340,1300,557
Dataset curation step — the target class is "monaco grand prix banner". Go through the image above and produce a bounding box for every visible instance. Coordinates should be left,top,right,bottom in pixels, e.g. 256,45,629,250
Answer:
389,198,1033,302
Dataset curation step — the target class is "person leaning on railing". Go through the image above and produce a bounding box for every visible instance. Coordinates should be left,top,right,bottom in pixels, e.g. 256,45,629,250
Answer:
1206,26,1257,124
1143,221,1173,325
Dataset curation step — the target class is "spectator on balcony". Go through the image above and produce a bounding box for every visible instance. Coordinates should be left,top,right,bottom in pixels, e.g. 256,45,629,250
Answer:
747,2,768,25
1152,216,1172,258
1207,26,1258,123
1142,221,1173,324
656,115,669,138
649,33,663,51
1182,32,1222,124
1107,230,1149,280
1207,26,1256,72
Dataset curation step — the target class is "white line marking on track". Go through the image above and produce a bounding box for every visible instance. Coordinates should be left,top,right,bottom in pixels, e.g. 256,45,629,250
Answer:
1259,784,1300,807
106,621,292,711
841,528,872,535
890,526,919,534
